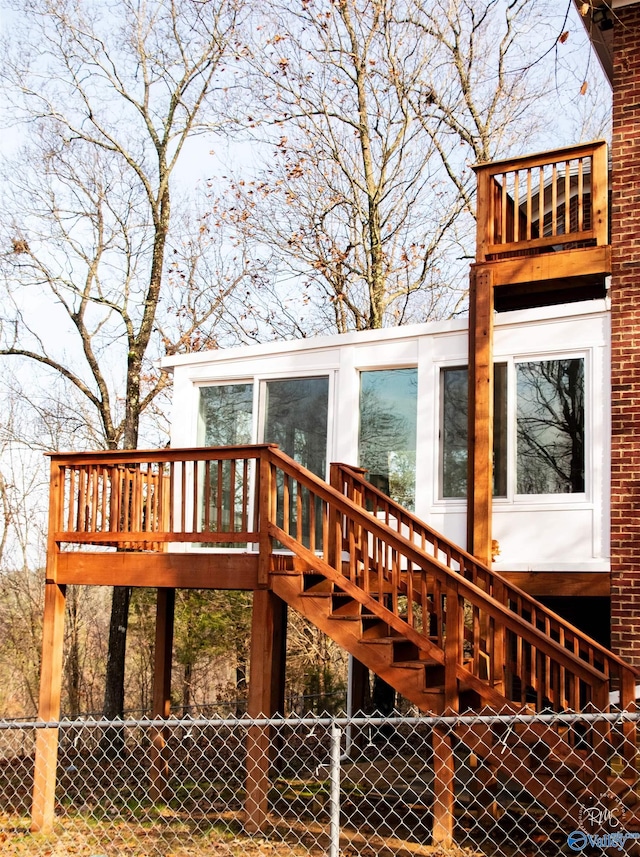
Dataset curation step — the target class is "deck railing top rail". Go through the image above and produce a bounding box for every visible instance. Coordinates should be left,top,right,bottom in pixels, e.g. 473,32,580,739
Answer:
474,140,608,263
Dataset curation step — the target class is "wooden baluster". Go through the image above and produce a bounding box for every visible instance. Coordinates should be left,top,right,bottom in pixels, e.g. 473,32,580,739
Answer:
75,468,86,532
308,489,316,553
406,561,414,627
230,459,237,533
90,465,99,532
444,584,460,712
564,159,571,235
176,462,183,534
296,480,303,544
216,459,224,531
242,459,250,534
347,517,357,584
558,627,567,709
282,473,290,536
551,163,558,236
203,459,211,532
526,168,532,239
471,605,480,678
513,170,519,243
100,467,108,532
577,158,584,231
500,173,507,244
538,165,544,235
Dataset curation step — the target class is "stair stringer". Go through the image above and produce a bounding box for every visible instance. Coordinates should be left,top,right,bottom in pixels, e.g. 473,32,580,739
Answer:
271,568,447,712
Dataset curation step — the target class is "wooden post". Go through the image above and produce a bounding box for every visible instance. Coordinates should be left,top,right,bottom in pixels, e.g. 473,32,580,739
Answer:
467,266,494,567
245,589,287,833
31,581,67,833
149,587,175,804
432,726,455,846
258,451,272,587
32,458,66,833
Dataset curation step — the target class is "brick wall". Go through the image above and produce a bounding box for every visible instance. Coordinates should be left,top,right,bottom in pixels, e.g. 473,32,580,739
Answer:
610,3,640,665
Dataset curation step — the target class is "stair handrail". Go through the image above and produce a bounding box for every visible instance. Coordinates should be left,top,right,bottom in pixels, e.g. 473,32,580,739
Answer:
264,448,634,712
329,461,638,706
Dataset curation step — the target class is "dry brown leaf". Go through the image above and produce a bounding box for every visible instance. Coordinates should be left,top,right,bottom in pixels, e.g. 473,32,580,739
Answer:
558,30,570,44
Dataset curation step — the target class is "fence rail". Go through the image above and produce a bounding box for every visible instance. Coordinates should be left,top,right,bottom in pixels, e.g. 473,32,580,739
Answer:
2,712,639,857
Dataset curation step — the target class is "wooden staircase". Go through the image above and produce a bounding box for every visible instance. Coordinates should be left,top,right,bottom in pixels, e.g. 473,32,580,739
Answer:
262,453,640,825
46,444,640,827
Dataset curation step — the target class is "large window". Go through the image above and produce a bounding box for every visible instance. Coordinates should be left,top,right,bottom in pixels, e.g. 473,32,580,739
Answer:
516,358,584,494
440,358,583,498
440,364,507,499
198,383,254,542
359,368,417,509
263,377,329,478
198,383,253,446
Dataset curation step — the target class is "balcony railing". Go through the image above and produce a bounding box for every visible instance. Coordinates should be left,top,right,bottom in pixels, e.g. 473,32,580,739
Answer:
474,141,609,264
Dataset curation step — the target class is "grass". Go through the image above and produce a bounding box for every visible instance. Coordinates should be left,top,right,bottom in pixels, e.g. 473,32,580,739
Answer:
0,812,482,857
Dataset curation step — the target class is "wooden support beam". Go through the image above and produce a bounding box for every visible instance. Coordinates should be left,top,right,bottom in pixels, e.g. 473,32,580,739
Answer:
432,726,455,847
245,590,288,833
56,551,260,589
468,266,494,567
349,656,369,715
31,581,67,833
149,588,175,804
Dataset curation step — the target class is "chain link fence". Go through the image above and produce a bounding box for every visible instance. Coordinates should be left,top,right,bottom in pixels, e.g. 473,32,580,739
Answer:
1,710,639,857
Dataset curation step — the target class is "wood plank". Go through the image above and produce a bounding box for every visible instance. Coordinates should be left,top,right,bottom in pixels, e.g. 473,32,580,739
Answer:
55,552,260,589
432,726,455,846
245,590,288,833
502,572,609,598
484,244,611,289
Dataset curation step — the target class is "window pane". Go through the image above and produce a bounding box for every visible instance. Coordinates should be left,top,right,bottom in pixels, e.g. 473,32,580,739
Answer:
264,377,329,478
441,368,468,498
199,384,253,446
359,369,417,510
197,384,254,543
516,358,584,494
440,365,508,499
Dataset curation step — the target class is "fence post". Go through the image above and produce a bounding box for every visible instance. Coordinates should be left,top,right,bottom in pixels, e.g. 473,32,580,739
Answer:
329,723,342,857
432,724,455,847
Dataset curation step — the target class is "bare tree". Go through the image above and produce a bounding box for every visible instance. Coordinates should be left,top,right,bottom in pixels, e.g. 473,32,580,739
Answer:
218,0,608,334
0,0,247,718
223,0,467,334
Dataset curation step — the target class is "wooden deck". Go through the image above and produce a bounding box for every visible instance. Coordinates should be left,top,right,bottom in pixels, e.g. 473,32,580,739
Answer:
34,445,638,838
473,140,610,307
44,443,635,717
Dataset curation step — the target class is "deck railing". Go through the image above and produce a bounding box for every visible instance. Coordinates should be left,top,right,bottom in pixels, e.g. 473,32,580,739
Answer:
332,462,638,724
474,141,609,263
49,446,266,549
48,446,638,724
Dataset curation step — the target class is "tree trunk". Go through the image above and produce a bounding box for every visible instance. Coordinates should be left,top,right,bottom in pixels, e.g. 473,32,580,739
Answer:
102,585,131,755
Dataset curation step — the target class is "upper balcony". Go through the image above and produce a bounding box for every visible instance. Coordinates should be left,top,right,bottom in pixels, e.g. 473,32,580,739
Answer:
473,141,610,311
